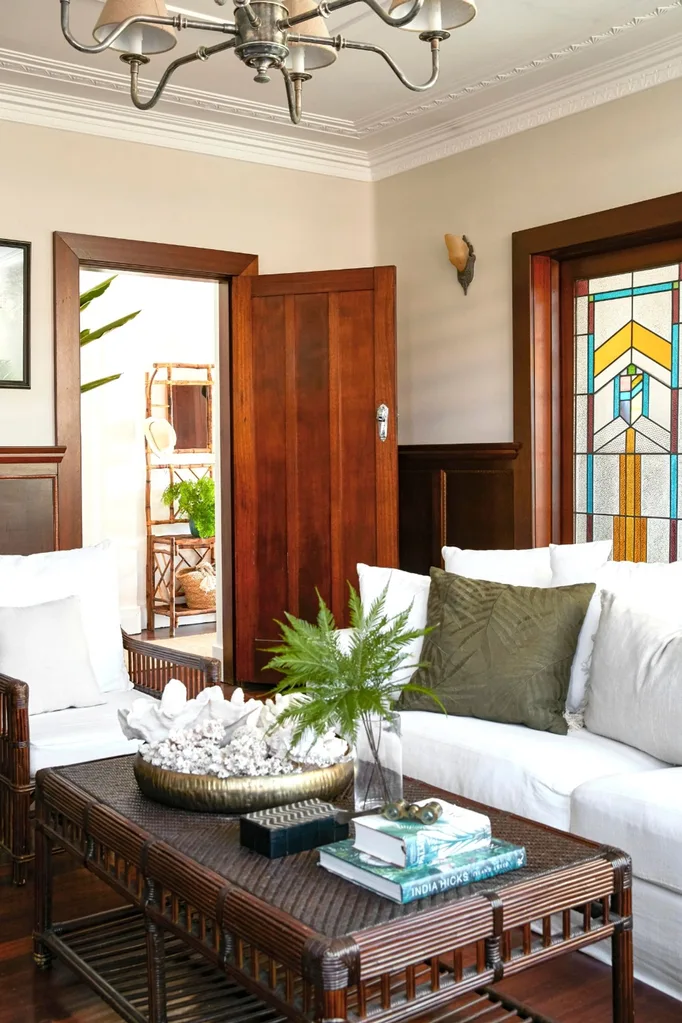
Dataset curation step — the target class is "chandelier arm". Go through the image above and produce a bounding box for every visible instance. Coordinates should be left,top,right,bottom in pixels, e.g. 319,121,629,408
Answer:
128,38,237,111
281,67,303,125
60,0,235,54
281,0,425,31
342,36,440,91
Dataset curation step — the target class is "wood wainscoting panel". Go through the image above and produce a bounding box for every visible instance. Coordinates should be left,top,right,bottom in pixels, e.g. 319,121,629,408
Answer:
0,447,66,555
398,444,521,575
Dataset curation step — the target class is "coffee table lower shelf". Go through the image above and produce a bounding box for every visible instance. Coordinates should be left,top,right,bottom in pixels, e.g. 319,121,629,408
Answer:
37,907,562,1023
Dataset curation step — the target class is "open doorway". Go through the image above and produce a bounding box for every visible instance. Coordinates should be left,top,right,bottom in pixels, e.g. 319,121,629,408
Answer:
79,269,220,658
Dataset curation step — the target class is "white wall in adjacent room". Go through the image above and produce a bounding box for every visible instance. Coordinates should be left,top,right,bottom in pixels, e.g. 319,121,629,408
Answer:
376,77,682,445
80,269,218,634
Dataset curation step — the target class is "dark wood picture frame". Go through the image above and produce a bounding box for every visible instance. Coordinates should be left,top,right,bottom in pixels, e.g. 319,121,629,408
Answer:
0,239,30,389
512,189,682,549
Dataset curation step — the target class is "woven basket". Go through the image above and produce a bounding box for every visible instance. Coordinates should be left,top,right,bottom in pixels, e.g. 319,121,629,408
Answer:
177,564,217,611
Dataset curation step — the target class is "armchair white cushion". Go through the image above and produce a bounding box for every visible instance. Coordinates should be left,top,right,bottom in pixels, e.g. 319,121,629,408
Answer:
0,541,130,694
29,690,140,776
0,596,104,716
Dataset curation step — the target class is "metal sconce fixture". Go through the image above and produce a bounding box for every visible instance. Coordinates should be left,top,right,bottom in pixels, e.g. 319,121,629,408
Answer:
59,0,477,127
444,233,475,295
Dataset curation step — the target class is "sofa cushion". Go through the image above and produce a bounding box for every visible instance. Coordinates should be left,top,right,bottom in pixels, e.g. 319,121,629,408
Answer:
0,541,130,694
357,564,430,684
0,596,104,716
585,593,682,765
571,770,682,895
30,689,140,776
399,710,668,832
552,559,682,714
442,545,552,587
402,569,594,734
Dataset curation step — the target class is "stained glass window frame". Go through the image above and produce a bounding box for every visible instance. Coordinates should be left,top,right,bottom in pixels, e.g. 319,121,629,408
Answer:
572,262,682,563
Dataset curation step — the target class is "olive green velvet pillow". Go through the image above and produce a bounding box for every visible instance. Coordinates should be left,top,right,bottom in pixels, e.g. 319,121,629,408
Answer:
401,568,595,735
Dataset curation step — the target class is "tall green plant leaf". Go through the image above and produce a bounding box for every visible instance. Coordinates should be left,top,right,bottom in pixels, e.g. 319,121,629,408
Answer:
79,275,117,311
80,310,140,346
81,373,122,393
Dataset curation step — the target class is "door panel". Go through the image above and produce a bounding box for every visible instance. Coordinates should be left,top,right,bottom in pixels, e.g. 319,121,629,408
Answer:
231,267,398,683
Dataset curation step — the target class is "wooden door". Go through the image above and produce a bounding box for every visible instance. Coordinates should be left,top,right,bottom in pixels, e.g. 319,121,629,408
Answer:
231,267,398,683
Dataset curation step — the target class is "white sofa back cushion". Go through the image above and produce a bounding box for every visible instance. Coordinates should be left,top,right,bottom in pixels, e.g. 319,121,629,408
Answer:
442,545,552,587
0,596,105,716
586,591,682,765
0,541,130,694
357,564,430,684
554,558,682,713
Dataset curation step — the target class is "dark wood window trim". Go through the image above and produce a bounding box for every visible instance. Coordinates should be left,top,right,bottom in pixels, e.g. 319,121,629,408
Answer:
54,232,258,678
512,190,682,548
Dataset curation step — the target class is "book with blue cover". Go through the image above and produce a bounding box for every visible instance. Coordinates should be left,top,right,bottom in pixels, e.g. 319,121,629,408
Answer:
353,799,492,868
318,838,526,904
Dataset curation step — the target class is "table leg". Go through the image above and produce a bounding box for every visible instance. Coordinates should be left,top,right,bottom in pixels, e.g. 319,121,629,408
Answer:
612,889,634,1022
33,823,53,970
145,882,168,1023
317,988,348,1023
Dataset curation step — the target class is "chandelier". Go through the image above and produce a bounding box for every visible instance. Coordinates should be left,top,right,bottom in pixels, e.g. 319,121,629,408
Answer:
59,0,476,125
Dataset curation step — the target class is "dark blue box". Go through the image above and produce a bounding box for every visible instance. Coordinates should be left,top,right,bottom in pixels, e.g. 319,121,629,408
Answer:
240,799,349,858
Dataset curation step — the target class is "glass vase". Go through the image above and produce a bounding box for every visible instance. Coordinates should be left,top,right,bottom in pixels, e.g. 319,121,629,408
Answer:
354,713,403,812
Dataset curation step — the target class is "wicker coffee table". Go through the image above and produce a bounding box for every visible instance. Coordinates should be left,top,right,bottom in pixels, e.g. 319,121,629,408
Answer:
33,757,634,1023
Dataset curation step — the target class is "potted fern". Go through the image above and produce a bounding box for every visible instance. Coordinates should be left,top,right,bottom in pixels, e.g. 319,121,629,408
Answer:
266,586,442,811
162,477,215,538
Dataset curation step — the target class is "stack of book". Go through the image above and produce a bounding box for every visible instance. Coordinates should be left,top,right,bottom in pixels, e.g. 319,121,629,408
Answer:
318,799,526,904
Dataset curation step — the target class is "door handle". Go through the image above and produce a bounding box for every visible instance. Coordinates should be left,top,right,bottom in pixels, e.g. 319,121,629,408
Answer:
376,403,389,442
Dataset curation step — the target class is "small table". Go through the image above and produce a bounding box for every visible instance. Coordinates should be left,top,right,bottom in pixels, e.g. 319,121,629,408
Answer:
33,758,634,1023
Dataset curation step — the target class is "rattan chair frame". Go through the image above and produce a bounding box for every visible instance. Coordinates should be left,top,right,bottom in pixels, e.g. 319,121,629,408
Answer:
0,630,220,885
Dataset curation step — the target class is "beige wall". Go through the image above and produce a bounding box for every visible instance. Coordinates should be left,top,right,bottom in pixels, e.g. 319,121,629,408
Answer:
376,77,682,445
0,119,375,446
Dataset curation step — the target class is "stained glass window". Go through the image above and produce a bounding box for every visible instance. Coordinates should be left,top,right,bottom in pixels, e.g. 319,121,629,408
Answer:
574,264,681,562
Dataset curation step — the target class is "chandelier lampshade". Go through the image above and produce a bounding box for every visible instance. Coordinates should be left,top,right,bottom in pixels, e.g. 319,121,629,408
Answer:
285,0,337,70
94,0,177,54
388,0,476,32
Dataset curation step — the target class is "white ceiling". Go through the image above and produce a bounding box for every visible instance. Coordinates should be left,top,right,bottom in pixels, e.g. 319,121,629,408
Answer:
1,0,681,178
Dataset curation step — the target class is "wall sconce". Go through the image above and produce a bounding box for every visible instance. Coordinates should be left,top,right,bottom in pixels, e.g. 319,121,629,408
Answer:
444,234,476,295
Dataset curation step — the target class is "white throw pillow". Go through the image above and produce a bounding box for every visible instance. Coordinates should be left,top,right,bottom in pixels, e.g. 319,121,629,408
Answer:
357,564,430,684
0,597,105,716
0,541,130,694
441,546,552,587
585,592,682,765
549,540,612,585
559,559,682,713
549,539,613,713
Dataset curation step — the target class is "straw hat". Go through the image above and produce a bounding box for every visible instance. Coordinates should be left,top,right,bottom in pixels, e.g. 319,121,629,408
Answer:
144,417,177,458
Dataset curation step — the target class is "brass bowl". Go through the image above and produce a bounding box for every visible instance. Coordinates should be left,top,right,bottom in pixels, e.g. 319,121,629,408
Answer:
133,753,353,814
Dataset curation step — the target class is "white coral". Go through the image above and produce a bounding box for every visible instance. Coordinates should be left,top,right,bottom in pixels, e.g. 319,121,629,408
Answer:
121,680,349,778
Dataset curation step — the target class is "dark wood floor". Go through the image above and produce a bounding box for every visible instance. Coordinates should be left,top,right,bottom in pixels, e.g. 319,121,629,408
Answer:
1,858,679,1023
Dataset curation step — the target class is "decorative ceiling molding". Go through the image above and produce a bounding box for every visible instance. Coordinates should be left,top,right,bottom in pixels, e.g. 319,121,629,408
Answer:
368,33,682,179
0,6,681,182
356,0,682,135
0,48,357,137
0,80,371,179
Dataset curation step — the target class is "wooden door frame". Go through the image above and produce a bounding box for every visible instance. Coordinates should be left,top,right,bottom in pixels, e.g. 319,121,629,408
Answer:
512,190,682,548
54,232,258,678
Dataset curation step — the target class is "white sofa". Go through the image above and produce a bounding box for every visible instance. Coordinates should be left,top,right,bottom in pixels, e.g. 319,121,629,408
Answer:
355,548,682,1002
399,710,682,1001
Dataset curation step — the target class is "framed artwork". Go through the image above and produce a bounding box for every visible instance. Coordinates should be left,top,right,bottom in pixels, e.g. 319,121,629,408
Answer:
0,239,30,389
